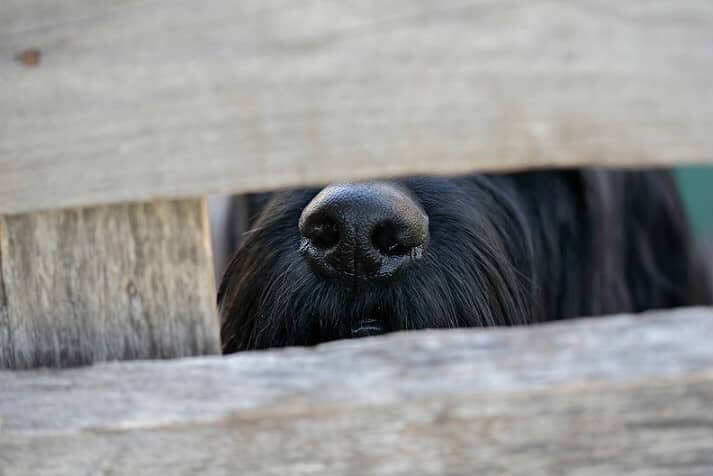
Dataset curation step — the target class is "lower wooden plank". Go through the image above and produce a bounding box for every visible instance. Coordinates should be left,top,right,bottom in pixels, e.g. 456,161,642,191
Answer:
1,307,712,475
0,199,220,369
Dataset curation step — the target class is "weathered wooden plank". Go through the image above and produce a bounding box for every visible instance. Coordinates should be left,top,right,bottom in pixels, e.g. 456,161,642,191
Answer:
1,1,712,214
0,199,220,369
1,307,712,475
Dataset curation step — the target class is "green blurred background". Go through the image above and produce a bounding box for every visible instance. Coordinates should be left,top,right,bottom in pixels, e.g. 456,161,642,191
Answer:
676,166,713,240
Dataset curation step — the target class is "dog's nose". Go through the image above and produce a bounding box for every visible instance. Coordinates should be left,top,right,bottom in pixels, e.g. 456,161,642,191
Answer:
299,183,429,281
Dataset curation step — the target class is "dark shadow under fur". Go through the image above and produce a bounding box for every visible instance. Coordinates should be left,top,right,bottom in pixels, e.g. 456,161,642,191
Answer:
219,169,713,353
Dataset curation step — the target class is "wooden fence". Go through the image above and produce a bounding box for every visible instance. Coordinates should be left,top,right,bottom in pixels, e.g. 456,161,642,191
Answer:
3,307,713,475
1,1,713,474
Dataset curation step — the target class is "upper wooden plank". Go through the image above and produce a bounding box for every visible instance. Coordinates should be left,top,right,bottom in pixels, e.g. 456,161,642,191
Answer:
1,307,713,475
1,1,712,214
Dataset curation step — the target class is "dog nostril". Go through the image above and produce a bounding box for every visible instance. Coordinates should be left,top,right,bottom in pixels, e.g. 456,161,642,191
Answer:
371,222,411,256
307,219,340,250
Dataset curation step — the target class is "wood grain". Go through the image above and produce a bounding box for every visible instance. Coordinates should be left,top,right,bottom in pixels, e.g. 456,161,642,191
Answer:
0,199,220,369
1,1,712,214
1,307,712,475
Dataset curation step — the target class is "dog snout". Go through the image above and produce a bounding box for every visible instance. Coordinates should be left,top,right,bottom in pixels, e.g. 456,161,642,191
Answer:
298,182,429,281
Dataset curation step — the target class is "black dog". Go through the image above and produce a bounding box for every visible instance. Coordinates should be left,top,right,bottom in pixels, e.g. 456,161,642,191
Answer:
218,169,713,353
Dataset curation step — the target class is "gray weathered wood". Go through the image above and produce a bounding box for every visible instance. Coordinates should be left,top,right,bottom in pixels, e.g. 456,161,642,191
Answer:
1,1,713,215
1,307,712,475
0,199,220,369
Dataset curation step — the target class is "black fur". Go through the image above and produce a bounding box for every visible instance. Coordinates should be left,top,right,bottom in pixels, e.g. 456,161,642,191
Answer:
218,169,713,353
